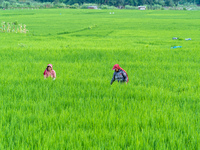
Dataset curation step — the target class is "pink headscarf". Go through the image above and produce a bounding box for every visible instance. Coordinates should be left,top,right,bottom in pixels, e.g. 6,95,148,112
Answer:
47,64,53,68
112,64,129,82
43,64,53,75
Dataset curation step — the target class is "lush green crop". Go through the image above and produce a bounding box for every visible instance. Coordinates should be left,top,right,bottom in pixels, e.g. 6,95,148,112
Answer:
0,9,200,149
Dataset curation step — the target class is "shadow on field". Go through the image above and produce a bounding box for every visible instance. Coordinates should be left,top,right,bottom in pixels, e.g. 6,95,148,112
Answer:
2,13,35,16
83,12,105,14
67,30,114,38
57,28,89,35
57,25,98,36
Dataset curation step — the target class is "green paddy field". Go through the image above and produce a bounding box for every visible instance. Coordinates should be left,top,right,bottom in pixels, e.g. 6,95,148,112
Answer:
0,9,200,149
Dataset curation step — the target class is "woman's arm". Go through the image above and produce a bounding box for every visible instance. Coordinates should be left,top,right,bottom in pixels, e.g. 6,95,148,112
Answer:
122,71,128,82
110,73,115,85
52,70,56,80
44,70,47,78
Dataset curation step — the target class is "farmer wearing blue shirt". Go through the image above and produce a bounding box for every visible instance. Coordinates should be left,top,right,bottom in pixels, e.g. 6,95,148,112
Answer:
111,64,129,85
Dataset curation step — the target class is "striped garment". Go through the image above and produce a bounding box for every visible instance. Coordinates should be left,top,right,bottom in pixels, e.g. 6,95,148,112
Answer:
111,69,128,85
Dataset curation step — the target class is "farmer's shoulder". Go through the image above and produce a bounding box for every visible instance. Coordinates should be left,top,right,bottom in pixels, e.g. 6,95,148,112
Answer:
119,69,124,73
43,69,47,74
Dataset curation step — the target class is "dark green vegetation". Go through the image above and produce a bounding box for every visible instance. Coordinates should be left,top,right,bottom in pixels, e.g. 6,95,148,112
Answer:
0,9,200,149
1,0,200,9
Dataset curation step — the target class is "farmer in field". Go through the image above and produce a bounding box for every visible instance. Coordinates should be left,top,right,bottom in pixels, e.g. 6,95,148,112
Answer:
110,64,129,85
43,64,56,80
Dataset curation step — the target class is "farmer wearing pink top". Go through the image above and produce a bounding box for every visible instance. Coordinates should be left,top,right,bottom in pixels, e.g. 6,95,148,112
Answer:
43,64,56,80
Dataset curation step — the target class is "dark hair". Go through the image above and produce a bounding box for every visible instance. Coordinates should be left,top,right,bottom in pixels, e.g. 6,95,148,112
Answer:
115,68,120,72
46,66,52,70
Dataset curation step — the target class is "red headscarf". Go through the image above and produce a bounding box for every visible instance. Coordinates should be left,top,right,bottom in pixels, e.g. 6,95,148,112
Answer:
112,64,129,82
